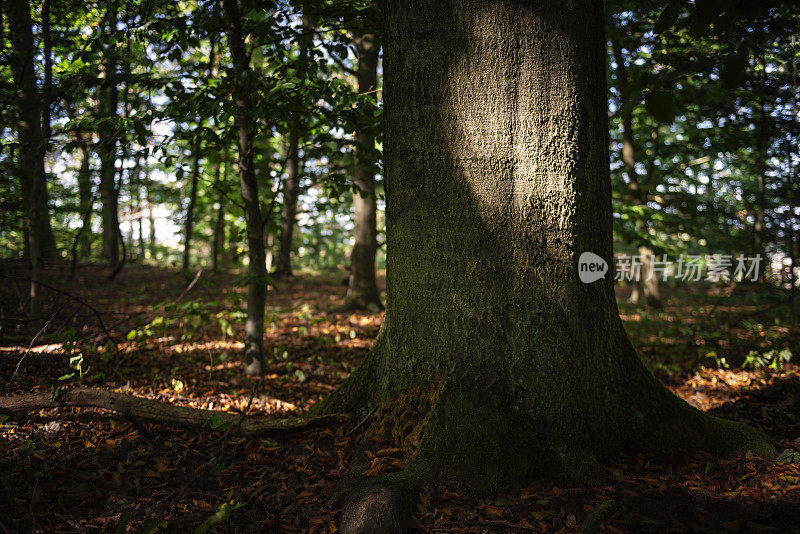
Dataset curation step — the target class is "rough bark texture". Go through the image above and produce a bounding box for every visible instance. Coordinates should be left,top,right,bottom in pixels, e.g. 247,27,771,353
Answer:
320,0,775,498
224,0,267,376
0,388,351,437
276,135,300,277
345,31,383,312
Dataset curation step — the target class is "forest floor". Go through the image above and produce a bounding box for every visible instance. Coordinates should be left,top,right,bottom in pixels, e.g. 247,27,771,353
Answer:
1,261,800,533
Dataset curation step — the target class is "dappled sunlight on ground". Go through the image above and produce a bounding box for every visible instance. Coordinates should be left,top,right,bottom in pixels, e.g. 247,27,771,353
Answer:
1,264,798,531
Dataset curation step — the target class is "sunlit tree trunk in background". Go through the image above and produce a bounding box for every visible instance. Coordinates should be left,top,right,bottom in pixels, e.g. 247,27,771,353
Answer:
97,3,121,271
345,31,383,311
609,29,661,307
39,0,57,259
751,53,769,282
72,129,94,260
276,136,300,277
224,0,267,376
182,138,201,271
322,4,772,524
276,14,311,278
132,153,146,261
212,154,226,273
148,200,156,260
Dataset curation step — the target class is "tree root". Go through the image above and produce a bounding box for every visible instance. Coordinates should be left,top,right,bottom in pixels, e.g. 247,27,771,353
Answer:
339,465,422,534
0,387,352,437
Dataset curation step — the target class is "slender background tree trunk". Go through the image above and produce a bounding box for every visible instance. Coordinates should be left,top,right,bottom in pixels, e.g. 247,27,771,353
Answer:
8,0,53,321
182,138,201,271
276,14,311,278
610,29,661,307
212,155,226,273
276,136,300,277
224,0,267,376
345,31,382,311
97,3,121,271
8,0,57,266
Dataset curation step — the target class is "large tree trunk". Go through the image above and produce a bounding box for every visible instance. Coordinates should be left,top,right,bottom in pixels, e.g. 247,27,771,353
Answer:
276,135,300,277
224,0,267,376
97,4,121,271
8,0,58,270
345,31,383,311
321,0,773,509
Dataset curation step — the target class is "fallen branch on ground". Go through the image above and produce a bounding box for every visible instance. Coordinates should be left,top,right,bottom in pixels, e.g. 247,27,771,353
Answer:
0,387,352,437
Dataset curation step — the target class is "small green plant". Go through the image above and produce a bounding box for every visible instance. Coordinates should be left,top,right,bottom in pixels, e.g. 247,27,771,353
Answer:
59,351,90,383
700,350,730,370
192,500,244,534
743,348,792,372
776,449,800,465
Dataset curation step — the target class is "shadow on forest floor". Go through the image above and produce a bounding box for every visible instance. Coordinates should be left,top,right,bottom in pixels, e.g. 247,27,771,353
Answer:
0,261,798,532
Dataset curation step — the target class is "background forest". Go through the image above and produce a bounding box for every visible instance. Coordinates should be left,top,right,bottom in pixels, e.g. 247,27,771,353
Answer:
0,1,798,296
1,0,800,532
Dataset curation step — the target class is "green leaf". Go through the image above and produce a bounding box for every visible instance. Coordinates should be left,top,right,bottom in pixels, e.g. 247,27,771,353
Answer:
127,330,137,341
776,449,800,465
171,378,184,393
207,413,232,431
645,89,675,123
192,501,244,534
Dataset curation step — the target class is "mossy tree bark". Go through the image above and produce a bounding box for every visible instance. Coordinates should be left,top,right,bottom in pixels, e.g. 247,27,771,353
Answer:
345,31,383,311
224,0,267,376
321,0,775,496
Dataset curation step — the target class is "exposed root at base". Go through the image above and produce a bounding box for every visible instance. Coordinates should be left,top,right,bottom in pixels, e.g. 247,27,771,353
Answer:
339,469,422,534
